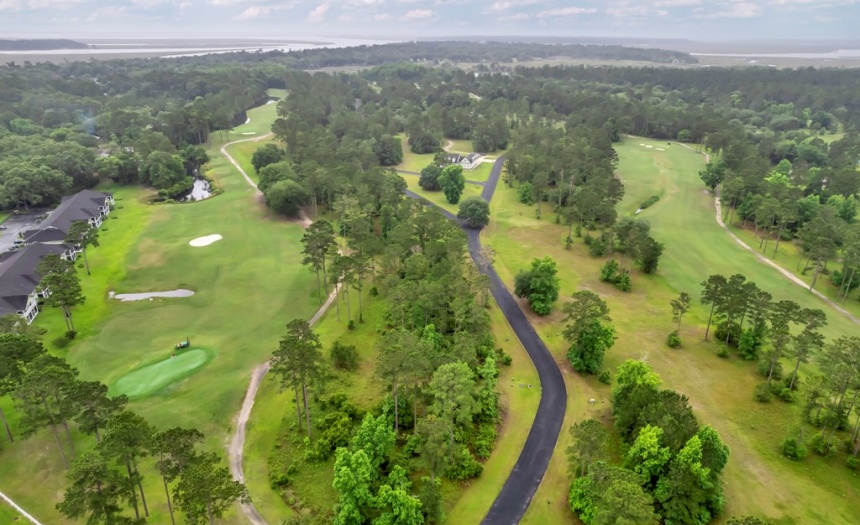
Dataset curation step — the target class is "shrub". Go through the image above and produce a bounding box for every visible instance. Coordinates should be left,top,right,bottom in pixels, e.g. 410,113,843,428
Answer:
347,320,355,330
847,457,859,471
65,330,77,340
616,272,632,292
753,383,772,403
757,360,783,381
587,238,607,257
716,346,730,359
771,385,795,403
369,286,379,297
599,260,619,283
568,476,598,525
269,471,291,489
598,370,611,384
517,182,535,205
714,322,741,347
639,195,660,210
737,327,764,361
330,341,359,371
495,347,513,366
810,433,833,456
781,437,807,460
446,447,483,480
472,423,498,459
305,412,354,462
666,331,682,348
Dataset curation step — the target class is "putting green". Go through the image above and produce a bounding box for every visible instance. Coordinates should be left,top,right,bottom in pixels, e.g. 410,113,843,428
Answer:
110,348,213,399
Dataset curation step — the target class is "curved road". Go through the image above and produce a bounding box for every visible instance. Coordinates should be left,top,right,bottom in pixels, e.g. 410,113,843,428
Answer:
408,157,568,525
226,131,568,524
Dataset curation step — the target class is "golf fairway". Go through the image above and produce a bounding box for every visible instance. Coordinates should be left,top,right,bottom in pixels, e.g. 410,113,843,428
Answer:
110,349,212,399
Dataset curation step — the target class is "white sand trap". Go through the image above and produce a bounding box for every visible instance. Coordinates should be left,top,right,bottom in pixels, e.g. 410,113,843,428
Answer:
266,100,276,105
244,117,250,124
639,143,645,146
635,208,644,215
189,234,222,247
645,145,653,149
656,148,666,151
241,132,256,135
109,289,195,302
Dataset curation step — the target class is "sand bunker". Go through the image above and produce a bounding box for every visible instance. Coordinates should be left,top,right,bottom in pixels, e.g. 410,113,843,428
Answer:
110,349,212,399
656,148,666,151
189,234,222,247
241,132,256,135
110,289,195,302
645,145,654,149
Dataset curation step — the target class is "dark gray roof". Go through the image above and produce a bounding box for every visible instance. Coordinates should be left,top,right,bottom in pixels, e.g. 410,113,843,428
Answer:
28,189,111,240
0,243,72,316
22,227,68,244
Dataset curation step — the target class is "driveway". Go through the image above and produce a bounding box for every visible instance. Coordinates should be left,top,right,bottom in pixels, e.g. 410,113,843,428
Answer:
0,212,44,254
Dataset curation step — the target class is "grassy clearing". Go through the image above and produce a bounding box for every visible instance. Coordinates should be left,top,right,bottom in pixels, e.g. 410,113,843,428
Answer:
403,176,483,215
465,162,493,183
446,139,474,154
725,222,860,320
394,135,435,172
485,136,860,524
0,91,314,524
224,138,274,184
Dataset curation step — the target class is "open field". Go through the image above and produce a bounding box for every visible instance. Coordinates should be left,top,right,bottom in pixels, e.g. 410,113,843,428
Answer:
465,162,493,183
447,139,474,154
484,136,860,524
0,91,316,524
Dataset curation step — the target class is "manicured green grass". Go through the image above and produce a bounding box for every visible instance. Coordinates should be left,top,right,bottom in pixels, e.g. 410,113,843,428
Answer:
447,138,474,154
109,347,214,399
208,89,284,150
224,137,274,184
394,135,435,172
0,90,314,525
465,162,493,183
445,306,541,523
486,137,860,524
403,176,483,215
726,222,860,320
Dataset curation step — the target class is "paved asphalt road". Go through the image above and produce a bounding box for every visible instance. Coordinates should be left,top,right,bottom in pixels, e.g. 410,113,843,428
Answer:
0,212,43,253
406,157,568,525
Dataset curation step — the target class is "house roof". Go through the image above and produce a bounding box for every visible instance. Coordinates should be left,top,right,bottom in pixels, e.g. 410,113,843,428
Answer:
24,189,111,243
0,243,73,316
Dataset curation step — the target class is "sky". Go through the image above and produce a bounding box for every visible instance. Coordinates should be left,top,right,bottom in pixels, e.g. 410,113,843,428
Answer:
0,0,855,41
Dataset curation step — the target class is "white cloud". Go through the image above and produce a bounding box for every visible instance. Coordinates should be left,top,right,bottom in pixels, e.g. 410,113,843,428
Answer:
402,8,433,19
0,0,83,10
305,2,330,22
485,0,541,12
347,0,385,6
234,3,295,19
654,0,701,6
695,1,762,18
373,12,392,19
607,6,669,17
498,12,531,21
536,6,597,17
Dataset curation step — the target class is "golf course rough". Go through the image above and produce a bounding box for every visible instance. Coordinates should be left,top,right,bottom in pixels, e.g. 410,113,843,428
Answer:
189,234,222,247
109,348,214,399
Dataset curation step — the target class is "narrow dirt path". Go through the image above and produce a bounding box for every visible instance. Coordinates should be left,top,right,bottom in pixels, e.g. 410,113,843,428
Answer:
220,132,272,194
676,142,860,326
223,123,332,525
0,490,43,525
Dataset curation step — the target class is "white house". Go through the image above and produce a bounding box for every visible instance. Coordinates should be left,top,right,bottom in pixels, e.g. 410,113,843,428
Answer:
444,153,484,171
0,243,77,324
23,189,113,245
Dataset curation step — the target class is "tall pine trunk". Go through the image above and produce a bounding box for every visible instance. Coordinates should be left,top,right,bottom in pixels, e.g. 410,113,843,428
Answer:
302,383,312,440
393,383,399,433
0,406,13,442
82,248,91,275
161,472,177,525
293,384,302,429
42,396,68,469
704,303,716,340
772,221,787,258
132,456,149,517
124,457,141,520
315,270,322,305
